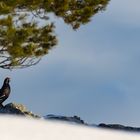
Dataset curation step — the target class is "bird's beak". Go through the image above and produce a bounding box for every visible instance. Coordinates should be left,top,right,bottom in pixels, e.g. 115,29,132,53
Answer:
7,77,11,82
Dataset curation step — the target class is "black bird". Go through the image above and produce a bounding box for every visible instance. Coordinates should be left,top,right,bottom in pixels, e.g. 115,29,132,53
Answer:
0,77,11,107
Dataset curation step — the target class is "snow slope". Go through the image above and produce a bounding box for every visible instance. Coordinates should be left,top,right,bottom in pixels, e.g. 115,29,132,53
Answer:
0,116,140,140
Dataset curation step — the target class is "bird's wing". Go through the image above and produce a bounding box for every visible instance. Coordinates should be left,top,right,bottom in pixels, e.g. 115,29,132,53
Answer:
0,94,6,99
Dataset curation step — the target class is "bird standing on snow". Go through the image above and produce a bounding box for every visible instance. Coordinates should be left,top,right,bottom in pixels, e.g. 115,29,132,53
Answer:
0,77,11,107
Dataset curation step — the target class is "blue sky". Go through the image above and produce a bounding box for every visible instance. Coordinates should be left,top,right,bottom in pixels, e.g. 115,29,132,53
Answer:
1,0,140,127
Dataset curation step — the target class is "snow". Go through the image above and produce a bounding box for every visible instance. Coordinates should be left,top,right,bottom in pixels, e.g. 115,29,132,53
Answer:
0,115,140,140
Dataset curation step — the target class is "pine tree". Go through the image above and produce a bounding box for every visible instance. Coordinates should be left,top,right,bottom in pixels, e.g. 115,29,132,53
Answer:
0,0,110,69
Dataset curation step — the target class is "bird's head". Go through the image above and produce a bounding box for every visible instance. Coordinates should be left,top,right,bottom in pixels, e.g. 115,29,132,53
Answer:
4,77,11,84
